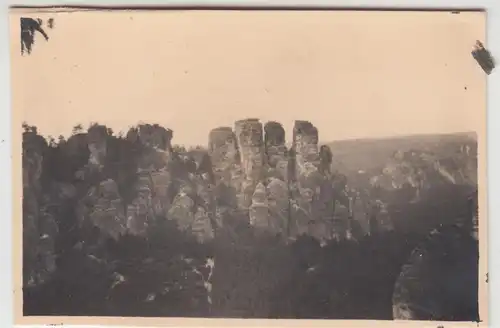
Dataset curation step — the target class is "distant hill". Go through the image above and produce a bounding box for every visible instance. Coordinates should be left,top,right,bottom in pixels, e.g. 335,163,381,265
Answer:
322,132,477,187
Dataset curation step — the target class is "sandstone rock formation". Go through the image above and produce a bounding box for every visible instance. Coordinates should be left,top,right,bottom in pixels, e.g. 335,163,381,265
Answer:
23,118,371,281
319,145,333,175
293,120,320,170
126,176,155,237
208,127,241,210
234,119,265,209
128,123,173,151
22,120,480,319
125,124,216,243
205,119,360,243
22,131,59,288
249,182,270,230
266,177,290,235
65,122,217,249
87,124,109,171
264,121,288,180
290,121,335,242
88,179,128,241
23,118,371,292
392,222,478,320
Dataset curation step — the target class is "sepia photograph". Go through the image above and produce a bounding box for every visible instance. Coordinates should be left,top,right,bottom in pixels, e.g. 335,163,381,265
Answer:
10,8,488,325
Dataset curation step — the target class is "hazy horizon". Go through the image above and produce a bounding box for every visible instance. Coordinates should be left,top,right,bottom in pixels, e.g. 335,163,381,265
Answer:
11,10,486,147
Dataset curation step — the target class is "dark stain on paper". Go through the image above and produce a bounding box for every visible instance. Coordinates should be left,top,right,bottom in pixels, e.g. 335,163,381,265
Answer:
472,40,495,75
20,17,50,56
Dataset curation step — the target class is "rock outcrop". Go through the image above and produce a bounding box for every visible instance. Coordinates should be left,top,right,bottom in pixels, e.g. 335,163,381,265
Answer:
22,131,59,288
290,121,336,243
234,119,265,210
68,123,218,251
23,118,373,276
128,123,173,151
22,120,480,319
263,122,290,236
293,120,320,169
87,124,109,171
85,179,128,241
264,121,288,181
206,119,359,243
22,118,372,293
392,224,479,321
208,127,241,210
126,124,216,243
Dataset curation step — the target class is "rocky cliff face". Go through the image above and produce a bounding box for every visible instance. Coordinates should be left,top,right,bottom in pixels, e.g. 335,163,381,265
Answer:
22,122,479,319
206,119,366,243
22,119,378,294
22,131,59,288
64,119,371,246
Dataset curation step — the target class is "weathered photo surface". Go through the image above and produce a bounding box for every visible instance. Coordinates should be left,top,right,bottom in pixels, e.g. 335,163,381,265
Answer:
10,8,487,325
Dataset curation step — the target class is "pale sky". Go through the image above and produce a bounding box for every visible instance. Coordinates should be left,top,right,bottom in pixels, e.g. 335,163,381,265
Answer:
10,9,486,146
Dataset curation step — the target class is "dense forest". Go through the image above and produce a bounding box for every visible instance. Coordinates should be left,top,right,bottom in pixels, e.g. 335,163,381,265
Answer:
21,120,479,321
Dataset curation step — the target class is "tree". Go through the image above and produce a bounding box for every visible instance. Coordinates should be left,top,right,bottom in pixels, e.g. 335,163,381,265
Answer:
22,121,30,133
22,122,38,134
107,128,114,136
188,145,205,151
58,135,66,144
72,124,83,135
172,145,187,153
47,135,56,147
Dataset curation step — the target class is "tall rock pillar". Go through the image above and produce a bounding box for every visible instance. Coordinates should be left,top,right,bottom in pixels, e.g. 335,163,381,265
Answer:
22,131,58,288
264,121,290,235
234,119,265,210
125,124,175,235
290,121,332,243
293,120,320,171
87,124,109,171
208,127,241,220
264,121,289,180
208,127,241,188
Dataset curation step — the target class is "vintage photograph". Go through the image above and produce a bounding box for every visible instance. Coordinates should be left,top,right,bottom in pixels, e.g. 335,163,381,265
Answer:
11,8,486,324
